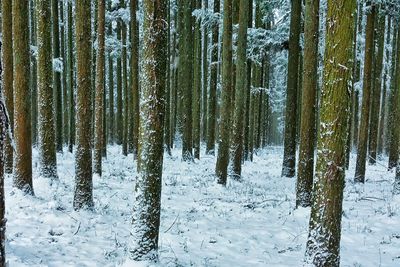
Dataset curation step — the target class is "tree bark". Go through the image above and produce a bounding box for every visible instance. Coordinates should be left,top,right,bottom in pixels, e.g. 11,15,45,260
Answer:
215,0,232,185
230,0,249,179
13,0,33,193
37,0,58,179
282,0,301,177
130,0,167,260
355,3,376,183
305,0,356,264
296,0,319,208
74,0,93,210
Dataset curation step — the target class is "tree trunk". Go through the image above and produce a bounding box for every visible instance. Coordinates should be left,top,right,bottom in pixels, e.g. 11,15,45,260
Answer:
131,0,139,158
230,0,249,179
305,0,356,264
107,0,114,144
377,18,392,156
282,0,301,177
116,20,123,145
355,3,376,183
30,0,38,146
201,0,209,143
388,25,399,169
206,0,219,155
296,0,319,208
215,0,232,185
52,0,63,152
74,0,93,210
393,26,400,194
13,0,33,194
1,0,14,174
179,0,194,161
37,0,58,179
0,90,7,267
130,0,167,260
368,12,385,164
67,1,75,153
193,0,202,160
94,0,105,176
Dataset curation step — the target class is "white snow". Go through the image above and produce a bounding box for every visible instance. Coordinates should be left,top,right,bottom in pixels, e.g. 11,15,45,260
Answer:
4,146,400,266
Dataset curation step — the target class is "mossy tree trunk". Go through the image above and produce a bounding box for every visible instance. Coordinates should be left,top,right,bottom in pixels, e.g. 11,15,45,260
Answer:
37,0,58,179
282,0,301,177
355,3,376,183
73,0,93,210
305,0,356,264
393,26,400,194
230,0,249,179
215,0,232,185
130,0,167,260
13,0,33,194
296,0,319,208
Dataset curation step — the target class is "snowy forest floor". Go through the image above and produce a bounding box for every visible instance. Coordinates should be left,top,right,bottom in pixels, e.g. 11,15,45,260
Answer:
4,145,400,266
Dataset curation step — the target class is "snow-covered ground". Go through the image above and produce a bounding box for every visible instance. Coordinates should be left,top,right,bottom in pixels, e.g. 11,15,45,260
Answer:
4,146,400,266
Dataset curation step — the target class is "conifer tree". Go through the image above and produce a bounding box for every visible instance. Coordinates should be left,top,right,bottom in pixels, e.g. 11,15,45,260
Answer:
130,0,167,260
74,0,93,210
355,3,376,183
206,0,220,155
230,0,249,178
1,0,13,174
215,0,232,185
282,0,301,177
13,0,33,193
305,0,356,264
131,0,139,158
297,0,319,207
37,0,58,179
94,0,105,176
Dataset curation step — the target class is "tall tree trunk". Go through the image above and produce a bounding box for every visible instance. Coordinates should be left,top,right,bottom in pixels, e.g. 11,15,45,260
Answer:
130,0,167,260
393,26,400,194
60,1,68,145
305,0,356,264
388,24,399,168
131,0,139,158
94,0,105,176
74,0,93,210
2,0,14,174
193,0,202,160
206,0,219,155
30,0,38,146
368,12,385,164
377,18,392,156
67,1,75,153
215,0,232,185
13,0,33,194
355,3,376,183
107,0,114,144
296,0,319,208
282,0,301,177
52,0,63,152
201,0,209,142
116,20,123,145
230,0,249,179
0,87,7,267
243,0,253,161
122,1,128,157
37,0,58,179
179,0,193,161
